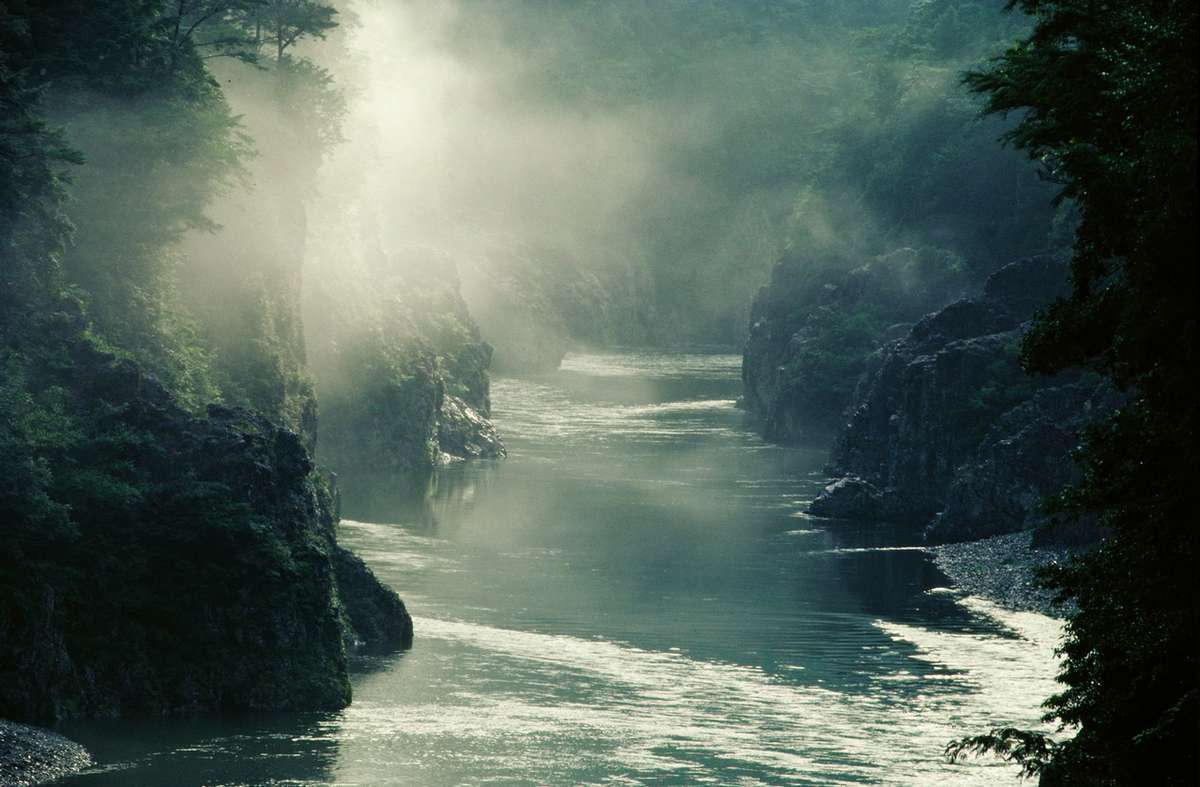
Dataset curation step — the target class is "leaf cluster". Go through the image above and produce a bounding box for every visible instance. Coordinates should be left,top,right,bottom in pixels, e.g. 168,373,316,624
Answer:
957,2,1198,783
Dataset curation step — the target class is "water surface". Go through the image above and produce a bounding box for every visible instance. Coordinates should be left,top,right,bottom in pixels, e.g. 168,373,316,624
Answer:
56,351,1061,785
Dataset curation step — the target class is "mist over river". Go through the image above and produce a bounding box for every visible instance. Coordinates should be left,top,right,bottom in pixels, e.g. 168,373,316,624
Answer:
53,351,1061,786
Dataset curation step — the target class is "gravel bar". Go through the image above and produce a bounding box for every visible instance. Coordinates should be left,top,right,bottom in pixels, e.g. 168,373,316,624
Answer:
931,530,1078,617
0,720,91,786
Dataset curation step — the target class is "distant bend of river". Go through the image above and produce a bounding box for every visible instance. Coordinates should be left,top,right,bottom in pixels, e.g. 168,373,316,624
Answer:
56,351,1063,786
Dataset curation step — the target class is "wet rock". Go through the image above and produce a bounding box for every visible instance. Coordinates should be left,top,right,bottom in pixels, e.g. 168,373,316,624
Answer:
0,720,91,786
820,254,1110,535
808,477,885,519
438,394,506,460
333,547,413,653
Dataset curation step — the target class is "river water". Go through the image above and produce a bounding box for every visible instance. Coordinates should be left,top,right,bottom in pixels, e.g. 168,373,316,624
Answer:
55,351,1062,786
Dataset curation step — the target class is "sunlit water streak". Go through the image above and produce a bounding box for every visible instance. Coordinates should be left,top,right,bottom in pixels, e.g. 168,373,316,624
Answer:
55,351,1064,786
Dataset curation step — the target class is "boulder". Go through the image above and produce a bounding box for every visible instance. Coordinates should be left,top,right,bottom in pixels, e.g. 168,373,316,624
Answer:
333,547,413,653
438,394,506,460
808,477,885,519
816,255,1114,536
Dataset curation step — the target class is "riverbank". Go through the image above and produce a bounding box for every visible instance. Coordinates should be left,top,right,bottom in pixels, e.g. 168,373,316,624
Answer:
0,720,91,786
931,530,1078,617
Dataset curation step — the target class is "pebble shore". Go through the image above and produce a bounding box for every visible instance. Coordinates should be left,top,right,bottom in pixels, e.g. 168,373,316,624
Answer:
0,720,91,786
930,530,1077,617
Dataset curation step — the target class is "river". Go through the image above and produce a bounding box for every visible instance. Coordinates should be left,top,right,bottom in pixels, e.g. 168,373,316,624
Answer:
55,351,1062,786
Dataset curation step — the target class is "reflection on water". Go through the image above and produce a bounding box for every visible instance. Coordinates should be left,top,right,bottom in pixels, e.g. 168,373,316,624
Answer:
54,351,1062,786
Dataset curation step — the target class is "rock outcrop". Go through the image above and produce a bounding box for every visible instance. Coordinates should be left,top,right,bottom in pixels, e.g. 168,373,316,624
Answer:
310,247,505,497
439,394,505,461
0,332,410,724
334,547,414,652
927,382,1114,542
809,255,1115,541
742,248,969,444
807,477,887,520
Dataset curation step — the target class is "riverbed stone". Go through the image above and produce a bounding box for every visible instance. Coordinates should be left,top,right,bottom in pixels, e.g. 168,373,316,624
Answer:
808,476,885,519
0,720,91,786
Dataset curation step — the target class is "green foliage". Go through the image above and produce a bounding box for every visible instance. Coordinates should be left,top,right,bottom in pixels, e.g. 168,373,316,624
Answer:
51,82,250,409
954,2,1199,783
248,0,338,62
0,355,76,543
271,54,345,151
1,0,352,721
946,727,1059,779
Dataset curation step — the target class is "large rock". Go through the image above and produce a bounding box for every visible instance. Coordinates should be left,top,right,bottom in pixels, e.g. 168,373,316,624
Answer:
812,255,1112,539
319,346,444,480
438,394,506,461
333,547,413,652
808,477,886,519
0,338,410,723
310,247,505,491
927,381,1117,543
742,248,969,444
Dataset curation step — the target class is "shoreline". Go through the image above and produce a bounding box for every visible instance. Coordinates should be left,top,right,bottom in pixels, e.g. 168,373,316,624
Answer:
0,719,91,786
930,530,1077,618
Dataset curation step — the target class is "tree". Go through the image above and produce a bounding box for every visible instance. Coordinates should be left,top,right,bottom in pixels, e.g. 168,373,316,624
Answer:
244,0,338,62
951,2,1198,784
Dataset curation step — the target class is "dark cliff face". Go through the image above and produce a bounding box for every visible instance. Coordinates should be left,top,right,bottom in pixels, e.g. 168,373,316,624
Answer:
808,255,1115,541
334,546,413,653
0,329,407,724
742,248,969,444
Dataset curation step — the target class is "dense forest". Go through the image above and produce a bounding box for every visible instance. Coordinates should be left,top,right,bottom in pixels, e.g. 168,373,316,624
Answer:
1,1,1196,785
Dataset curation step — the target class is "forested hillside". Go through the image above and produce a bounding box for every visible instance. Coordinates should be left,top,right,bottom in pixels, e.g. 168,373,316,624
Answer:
2,1,1194,784
0,0,442,724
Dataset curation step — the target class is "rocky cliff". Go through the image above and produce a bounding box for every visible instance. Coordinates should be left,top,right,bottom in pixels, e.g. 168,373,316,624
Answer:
742,248,969,444
309,247,505,507
808,256,1115,541
0,324,409,724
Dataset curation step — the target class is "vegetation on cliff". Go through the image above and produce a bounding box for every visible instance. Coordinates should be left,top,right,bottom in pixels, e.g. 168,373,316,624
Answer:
736,2,1196,781
948,1,1198,783
1,0,415,726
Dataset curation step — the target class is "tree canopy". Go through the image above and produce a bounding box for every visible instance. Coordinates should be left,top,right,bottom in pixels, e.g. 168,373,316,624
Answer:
957,2,1198,783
